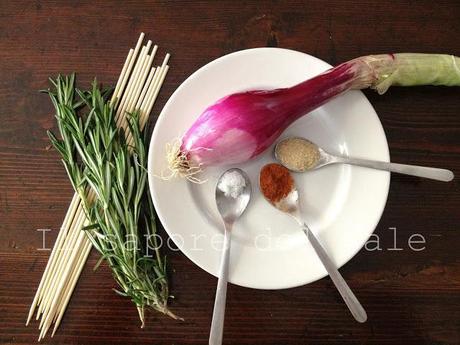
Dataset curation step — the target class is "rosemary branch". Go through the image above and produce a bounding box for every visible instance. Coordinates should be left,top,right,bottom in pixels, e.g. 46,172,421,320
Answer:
46,74,179,326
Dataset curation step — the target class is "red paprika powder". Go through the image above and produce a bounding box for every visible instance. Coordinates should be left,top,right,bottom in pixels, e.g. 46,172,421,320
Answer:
259,163,294,203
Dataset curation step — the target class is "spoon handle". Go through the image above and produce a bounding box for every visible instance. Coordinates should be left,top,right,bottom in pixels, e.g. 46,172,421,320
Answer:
302,224,367,323
336,156,454,182
209,225,232,345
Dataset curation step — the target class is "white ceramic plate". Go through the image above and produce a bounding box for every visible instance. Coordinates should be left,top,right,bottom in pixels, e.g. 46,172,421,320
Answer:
148,48,390,290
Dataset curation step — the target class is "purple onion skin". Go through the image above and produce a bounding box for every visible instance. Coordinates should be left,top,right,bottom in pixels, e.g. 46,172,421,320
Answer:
181,62,357,167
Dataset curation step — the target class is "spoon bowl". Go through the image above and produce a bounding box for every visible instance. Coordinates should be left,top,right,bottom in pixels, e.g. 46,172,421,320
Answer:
215,168,251,223
274,137,326,172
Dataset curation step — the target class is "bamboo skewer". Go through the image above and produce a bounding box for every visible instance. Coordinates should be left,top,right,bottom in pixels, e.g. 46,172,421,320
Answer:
27,33,171,340
145,62,170,118
136,67,157,111
39,230,86,340
37,193,89,320
126,47,157,111
111,32,145,107
51,239,92,336
112,49,133,103
38,205,87,330
26,193,78,326
125,53,151,115
39,193,92,320
37,202,86,319
125,54,170,145
117,42,151,124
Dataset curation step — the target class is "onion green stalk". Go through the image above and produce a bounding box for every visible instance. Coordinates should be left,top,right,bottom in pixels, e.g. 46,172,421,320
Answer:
350,53,460,94
46,74,179,326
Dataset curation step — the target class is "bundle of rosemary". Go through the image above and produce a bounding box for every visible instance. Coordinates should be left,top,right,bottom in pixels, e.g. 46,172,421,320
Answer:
46,74,178,326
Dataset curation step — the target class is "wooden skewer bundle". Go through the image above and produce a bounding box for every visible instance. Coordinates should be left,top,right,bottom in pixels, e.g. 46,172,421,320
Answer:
26,33,170,341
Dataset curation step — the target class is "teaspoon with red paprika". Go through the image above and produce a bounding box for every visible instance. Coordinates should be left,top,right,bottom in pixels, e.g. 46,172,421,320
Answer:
259,163,367,323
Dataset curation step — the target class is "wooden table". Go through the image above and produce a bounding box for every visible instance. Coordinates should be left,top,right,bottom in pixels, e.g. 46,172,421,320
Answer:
1,1,459,344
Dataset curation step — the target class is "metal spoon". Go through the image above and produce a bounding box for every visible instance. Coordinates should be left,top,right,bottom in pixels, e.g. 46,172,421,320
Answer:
210,168,251,345
275,137,454,182
260,164,367,323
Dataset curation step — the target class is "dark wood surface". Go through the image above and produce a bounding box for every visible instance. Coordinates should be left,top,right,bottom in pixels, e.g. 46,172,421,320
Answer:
1,1,459,344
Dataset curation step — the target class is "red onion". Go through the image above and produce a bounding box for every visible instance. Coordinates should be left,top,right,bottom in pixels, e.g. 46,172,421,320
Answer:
167,53,460,180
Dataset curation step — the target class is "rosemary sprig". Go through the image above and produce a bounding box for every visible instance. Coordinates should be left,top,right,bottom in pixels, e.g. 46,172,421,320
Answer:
46,74,178,326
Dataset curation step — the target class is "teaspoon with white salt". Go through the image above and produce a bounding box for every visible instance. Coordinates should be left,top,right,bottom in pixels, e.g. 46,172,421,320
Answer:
275,137,454,182
210,168,251,345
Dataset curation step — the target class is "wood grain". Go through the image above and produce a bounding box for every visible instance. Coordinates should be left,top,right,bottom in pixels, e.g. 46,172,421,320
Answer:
1,1,459,344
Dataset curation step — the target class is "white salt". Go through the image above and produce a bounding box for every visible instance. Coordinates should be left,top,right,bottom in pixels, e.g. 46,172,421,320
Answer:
218,170,246,198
